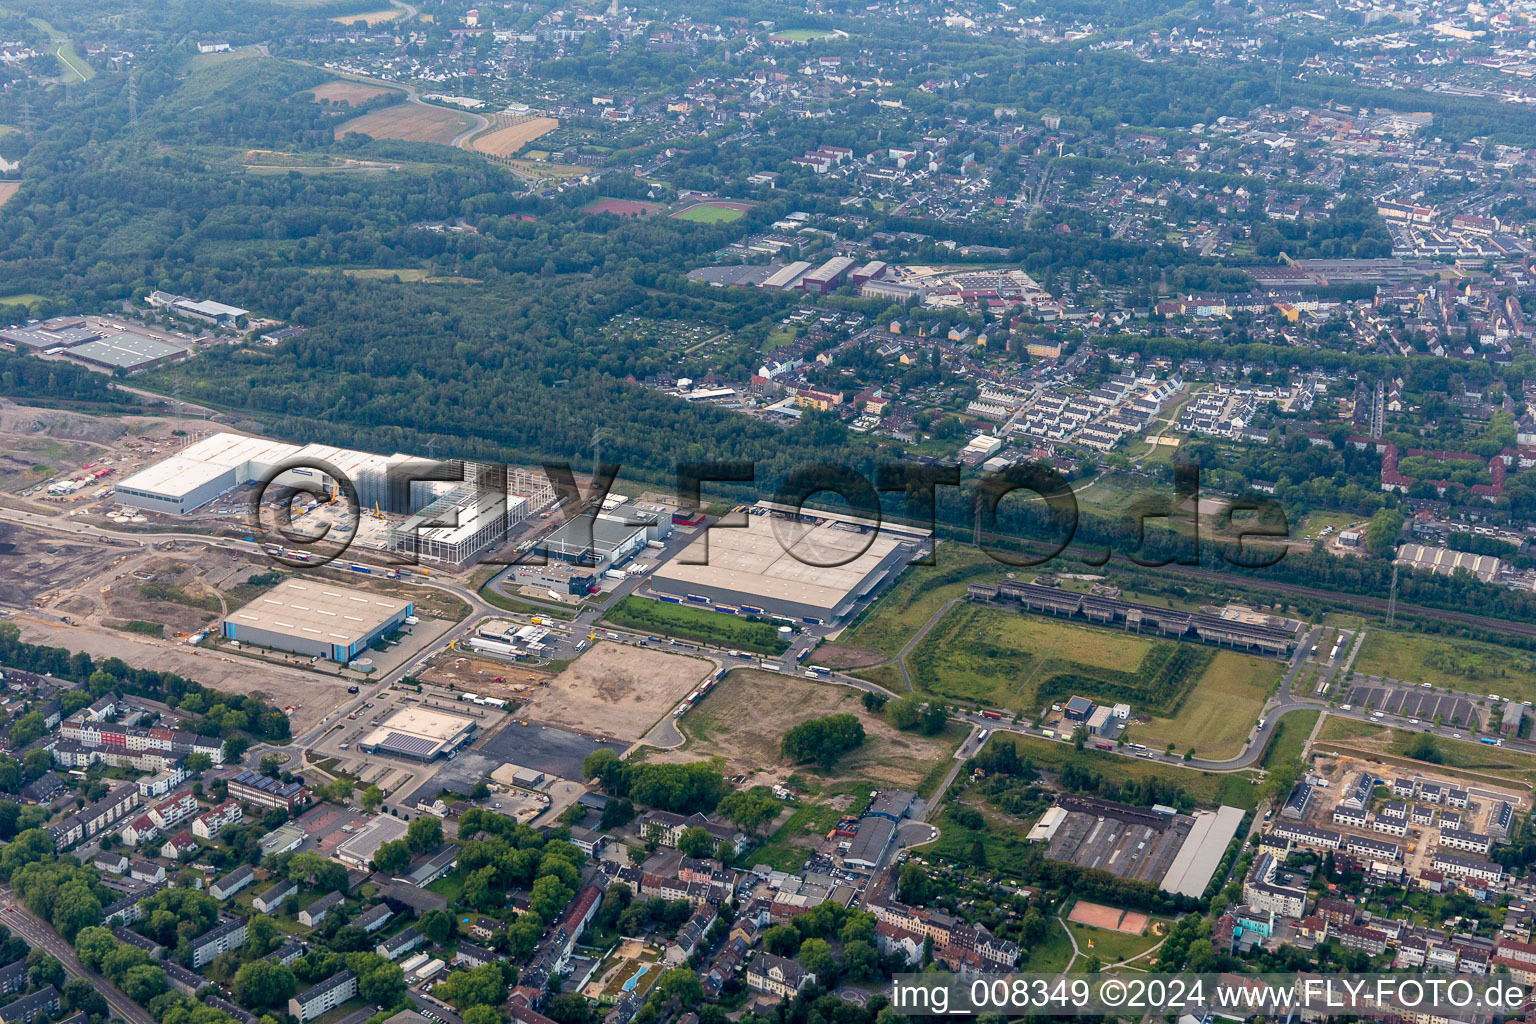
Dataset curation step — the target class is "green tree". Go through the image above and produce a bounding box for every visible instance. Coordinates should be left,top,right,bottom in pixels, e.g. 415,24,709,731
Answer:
360,786,383,813
1364,508,1405,559
780,714,866,768
543,993,598,1024
233,961,297,1007
529,875,573,924
406,816,443,854
372,839,411,874
419,909,454,945
27,954,63,990
120,964,167,1004
73,926,117,971
762,925,800,957
507,915,544,959
437,964,508,1011
797,938,835,979
843,940,878,982
676,827,716,860
9,713,44,748
62,977,107,1018
655,968,702,1010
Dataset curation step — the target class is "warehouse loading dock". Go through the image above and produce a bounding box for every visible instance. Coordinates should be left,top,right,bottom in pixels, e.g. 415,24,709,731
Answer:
647,503,924,624
222,579,412,662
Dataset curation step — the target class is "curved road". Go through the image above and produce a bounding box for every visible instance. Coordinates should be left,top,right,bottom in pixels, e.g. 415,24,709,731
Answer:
0,503,1506,785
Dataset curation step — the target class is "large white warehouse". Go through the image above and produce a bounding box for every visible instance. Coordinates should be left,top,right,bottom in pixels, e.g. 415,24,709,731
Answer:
115,432,551,523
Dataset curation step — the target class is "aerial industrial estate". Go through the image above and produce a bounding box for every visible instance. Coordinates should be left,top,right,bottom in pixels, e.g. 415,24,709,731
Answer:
12,0,1536,1022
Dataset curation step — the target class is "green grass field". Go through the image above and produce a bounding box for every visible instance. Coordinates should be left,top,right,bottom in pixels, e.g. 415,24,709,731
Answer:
776,28,836,40
904,603,1219,723
1262,708,1320,768
908,603,1159,709
604,596,790,654
673,203,746,223
0,293,45,306
1295,511,1365,541
1353,630,1536,701
1317,717,1536,786
1064,918,1165,967
1019,917,1076,972
1132,651,1283,759
983,732,1261,810
837,545,1001,658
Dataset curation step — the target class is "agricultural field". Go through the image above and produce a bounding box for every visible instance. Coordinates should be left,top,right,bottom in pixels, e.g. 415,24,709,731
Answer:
671,201,750,223
674,669,965,792
1316,717,1536,786
1353,629,1536,701
308,80,401,106
329,7,402,23
472,117,559,157
335,103,476,145
776,28,838,40
583,197,668,218
905,603,1214,718
1131,651,1283,759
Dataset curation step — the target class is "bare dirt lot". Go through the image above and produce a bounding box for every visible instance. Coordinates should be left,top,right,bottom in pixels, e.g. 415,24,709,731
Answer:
1068,901,1149,935
5,613,350,735
666,669,962,790
0,523,126,605
416,652,551,699
518,641,711,743
309,80,400,106
471,117,558,156
335,104,476,145
0,182,20,208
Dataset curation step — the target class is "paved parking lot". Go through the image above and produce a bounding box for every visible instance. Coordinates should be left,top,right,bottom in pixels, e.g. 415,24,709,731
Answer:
400,718,625,806
1346,684,1478,726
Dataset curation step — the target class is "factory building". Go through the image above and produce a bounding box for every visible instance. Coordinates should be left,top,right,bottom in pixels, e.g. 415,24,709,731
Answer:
539,510,659,572
799,256,856,294
389,476,530,566
222,579,412,662
66,333,189,374
647,503,925,625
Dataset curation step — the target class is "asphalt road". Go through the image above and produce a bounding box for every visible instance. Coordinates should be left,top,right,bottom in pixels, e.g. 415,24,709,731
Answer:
0,888,155,1024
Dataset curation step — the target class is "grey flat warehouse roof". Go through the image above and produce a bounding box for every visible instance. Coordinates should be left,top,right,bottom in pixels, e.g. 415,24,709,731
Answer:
225,579,410,650
68,333,187,368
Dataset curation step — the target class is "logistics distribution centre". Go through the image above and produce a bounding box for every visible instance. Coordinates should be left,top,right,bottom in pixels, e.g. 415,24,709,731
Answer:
646,503,929,625
113,431,555,565
222,579,413,662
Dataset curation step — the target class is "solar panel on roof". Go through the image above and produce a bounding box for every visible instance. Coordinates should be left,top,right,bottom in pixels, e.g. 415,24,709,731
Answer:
377,732,438,757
